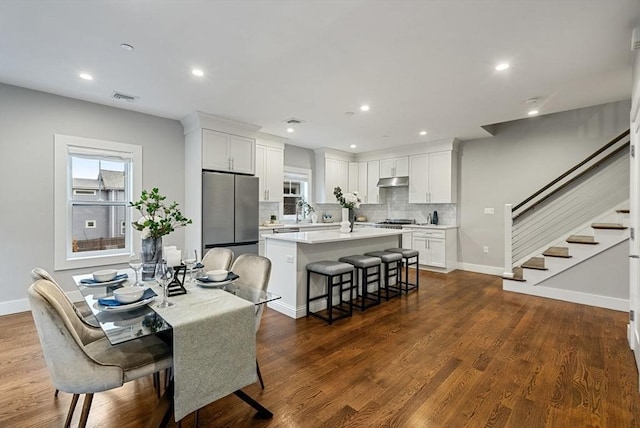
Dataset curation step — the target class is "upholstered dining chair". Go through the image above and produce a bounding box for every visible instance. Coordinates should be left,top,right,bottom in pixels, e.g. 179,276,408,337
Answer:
28,280,173,428
30,267,99,328
201,247,234,272
229,253,272,389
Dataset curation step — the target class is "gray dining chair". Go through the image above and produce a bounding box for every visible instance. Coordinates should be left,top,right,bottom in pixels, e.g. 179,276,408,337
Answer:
201,247,234,272
28,279,173,428
229,253,272,389
30,267,99,328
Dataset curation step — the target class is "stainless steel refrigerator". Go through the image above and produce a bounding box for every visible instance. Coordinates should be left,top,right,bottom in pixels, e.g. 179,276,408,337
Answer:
202,171,259,256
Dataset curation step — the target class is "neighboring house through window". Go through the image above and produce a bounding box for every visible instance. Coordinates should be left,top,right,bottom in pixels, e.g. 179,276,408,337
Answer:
282,167,311,221
54,134,142,270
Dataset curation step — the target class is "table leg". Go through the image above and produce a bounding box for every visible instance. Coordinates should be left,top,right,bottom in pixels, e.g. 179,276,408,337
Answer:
233,390,273,419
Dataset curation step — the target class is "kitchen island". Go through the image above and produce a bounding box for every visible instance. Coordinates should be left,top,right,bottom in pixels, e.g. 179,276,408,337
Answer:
264,227,410,319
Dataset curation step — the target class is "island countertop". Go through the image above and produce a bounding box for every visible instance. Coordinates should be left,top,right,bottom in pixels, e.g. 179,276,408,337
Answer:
263,227,404,244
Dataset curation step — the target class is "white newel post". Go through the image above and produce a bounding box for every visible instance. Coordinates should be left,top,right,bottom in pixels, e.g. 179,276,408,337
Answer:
503,204,513,278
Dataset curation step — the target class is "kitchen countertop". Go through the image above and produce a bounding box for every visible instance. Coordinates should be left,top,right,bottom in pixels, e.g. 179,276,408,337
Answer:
259,222,339,230
401,224,457,230
263,227,404,244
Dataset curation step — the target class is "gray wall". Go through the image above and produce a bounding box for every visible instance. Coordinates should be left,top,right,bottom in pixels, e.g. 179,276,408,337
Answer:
0,84,186,308
458,100,631,272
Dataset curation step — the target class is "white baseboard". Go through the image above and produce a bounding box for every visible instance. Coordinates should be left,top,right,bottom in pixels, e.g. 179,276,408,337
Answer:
267,299,304,319
458,262,503,276
0,290,86,316
0,298,30,316
503,280,629,312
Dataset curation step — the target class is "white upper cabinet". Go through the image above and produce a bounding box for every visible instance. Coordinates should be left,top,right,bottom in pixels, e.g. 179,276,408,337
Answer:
256,143,284,202
348,162,368,202
380,156,409,178
202,129,255,174
408,150,457,203
325,158,349,202
367,160,381,204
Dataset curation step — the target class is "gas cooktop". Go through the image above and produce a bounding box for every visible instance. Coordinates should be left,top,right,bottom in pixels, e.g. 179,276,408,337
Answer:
375,219,416,225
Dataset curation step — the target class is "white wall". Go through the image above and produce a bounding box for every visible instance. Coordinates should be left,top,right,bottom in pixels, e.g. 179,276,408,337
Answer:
0,84,186,313
458,100,631,273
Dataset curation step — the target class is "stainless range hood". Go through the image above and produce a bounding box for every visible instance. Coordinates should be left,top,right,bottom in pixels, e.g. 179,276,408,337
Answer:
377,176,409,188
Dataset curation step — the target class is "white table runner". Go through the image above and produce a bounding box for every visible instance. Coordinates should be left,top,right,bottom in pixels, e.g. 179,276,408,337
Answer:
153,285,256,421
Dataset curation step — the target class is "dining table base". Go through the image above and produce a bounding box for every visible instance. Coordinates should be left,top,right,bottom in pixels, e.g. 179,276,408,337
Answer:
146,382,273,427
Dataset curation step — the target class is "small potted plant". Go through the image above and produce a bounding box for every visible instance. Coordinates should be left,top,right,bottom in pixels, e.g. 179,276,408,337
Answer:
296,198,316,222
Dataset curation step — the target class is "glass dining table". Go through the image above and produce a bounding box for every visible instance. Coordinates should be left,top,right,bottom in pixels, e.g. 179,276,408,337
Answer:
72,269,280,425
73,269,280,345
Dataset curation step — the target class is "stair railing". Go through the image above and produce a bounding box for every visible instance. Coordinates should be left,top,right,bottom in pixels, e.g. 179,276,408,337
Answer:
504,129,630,277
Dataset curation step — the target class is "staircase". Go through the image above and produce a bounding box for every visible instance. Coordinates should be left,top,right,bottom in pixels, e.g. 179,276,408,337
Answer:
504,207,630,310
502,130,631,311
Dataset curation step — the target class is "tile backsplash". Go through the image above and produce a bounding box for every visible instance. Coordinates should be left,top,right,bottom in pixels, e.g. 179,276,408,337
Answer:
259,187,456,225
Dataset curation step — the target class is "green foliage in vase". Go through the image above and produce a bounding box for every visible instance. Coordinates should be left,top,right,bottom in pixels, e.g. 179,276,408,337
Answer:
130,187,192,239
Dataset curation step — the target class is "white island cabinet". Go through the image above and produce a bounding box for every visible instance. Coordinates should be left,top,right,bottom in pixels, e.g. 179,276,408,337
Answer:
403,225,457,273
264,228,404,319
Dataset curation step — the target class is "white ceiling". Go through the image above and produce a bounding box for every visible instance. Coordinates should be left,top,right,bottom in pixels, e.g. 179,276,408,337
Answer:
1,1,638,153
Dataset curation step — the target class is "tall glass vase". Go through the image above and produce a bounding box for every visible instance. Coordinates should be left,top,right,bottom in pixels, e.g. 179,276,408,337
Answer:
340,208,351,233
141,237,163,281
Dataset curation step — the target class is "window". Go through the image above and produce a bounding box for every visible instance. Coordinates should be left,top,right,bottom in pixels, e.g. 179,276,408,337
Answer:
282,167,312,221
54,134,142,270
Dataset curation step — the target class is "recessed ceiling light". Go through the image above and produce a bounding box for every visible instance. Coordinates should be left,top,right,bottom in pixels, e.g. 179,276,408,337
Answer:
192,69,204,77
286,127,294,133
419,131,427,136
360,105,370,112
79,73,93,80
528,110,539,116
120,43,134,51
350,144,356,149
495,63,510,71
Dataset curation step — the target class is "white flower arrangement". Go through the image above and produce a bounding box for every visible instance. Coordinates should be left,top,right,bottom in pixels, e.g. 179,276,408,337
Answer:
333,186,362,209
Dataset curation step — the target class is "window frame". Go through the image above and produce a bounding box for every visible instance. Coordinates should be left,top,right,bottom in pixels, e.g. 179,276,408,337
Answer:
282,166,312,221
54,134,142,271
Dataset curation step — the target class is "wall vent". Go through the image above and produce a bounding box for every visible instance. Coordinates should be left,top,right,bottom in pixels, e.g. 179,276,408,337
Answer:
112,92,138,102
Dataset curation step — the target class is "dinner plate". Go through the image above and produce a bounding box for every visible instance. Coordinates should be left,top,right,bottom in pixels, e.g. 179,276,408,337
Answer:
81,277,128,287
95,296,155,312
196,277,238,288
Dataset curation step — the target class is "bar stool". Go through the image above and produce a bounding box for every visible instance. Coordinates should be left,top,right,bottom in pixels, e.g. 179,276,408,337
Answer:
338,255,382,311
385,248,419,293
306,261,355,325
364,251,402,300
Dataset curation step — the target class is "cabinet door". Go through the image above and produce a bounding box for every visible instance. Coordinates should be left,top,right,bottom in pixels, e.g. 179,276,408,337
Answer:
348,162,359,194
357,162,368,202
325,159,338,202
429,151,453,203
409,154,429,203
202,129,230,171
255,145,267,201
428,238,446,267
395,156,409,176
413,236,428,265
265,146,283,202
367,160,380,204
380,158,395,178
228,135,255,174
336,159,349,194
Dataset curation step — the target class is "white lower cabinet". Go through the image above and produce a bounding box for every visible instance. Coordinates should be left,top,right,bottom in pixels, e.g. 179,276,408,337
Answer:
406,227,457,273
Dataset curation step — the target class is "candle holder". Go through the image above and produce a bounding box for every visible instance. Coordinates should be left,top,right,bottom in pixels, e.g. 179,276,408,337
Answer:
167,264,187,296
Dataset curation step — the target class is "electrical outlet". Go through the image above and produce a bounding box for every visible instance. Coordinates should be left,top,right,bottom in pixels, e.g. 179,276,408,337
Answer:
286,255,294,263
484,208,495,215
483,246,489,253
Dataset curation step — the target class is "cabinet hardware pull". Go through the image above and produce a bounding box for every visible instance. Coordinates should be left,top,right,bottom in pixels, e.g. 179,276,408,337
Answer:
630,255,640,259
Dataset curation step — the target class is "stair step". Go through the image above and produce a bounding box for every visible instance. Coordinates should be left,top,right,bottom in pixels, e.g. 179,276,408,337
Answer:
566,235,599,245
521,257,547,270
506,266,526,281
616,209,630,214
591,223,627,230
542,246,572,258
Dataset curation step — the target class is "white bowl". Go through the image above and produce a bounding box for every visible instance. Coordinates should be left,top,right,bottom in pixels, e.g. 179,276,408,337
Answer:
92,269,118,282
113,287,144,304
207,270,228,282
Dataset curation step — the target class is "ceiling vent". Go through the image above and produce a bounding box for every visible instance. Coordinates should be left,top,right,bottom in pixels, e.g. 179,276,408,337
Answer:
111,92,138,102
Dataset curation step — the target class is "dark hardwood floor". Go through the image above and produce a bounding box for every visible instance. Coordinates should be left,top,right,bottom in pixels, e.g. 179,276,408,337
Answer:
1,270,638,427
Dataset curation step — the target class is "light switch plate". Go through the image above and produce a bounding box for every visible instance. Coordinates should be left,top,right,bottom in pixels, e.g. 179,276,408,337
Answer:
484,208,495,214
